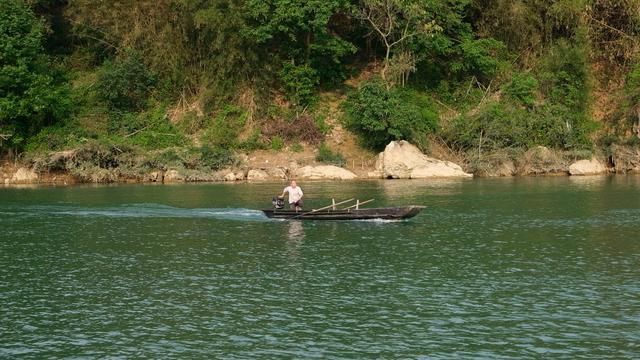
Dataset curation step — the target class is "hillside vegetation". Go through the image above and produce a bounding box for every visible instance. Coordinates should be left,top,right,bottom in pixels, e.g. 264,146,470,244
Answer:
1,0,640,179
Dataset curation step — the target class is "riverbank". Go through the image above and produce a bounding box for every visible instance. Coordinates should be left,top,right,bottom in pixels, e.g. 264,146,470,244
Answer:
2,141,639,186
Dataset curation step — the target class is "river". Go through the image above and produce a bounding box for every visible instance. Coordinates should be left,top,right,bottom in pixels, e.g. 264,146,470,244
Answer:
1,177,639,358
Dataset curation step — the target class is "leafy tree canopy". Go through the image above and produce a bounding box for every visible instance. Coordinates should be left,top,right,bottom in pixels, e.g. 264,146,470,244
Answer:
0,0,69,148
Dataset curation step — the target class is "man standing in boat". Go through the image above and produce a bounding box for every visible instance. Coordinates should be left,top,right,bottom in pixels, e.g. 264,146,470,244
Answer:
280,180,304,211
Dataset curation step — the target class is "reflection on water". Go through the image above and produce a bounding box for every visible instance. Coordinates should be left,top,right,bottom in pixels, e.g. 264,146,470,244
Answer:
567,174,610,189
286,221,305,242
285,221,305,261
377,178,471,199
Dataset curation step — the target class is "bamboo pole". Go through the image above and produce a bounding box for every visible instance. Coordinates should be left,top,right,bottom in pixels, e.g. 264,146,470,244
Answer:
342,199,374,210
288,198,355,220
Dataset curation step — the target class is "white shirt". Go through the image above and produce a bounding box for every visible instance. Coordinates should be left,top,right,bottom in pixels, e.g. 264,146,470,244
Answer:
283,186,303,204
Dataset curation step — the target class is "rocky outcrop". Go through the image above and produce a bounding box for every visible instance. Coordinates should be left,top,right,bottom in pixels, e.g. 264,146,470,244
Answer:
266,167,287,180
247,169,269,181
517,146,568,176
486,159,516,177
163,169,185,182
367,170,383,179
246,167,288,181
569,158,607,176
10,167,38,184
375,141,472,179
234,171,246,181
295,165,357,180
611,145,640,173
222,169,247,181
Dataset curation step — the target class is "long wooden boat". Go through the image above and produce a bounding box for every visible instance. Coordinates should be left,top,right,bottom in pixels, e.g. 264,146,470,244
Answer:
262,205,425,220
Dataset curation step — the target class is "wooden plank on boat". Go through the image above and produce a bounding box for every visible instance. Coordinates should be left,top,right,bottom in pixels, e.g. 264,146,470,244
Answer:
342,199,374,210
287,198,355,220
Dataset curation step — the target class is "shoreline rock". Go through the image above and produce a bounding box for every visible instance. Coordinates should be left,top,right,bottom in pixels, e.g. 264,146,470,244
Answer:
569,158,607,176
295,165,357,180
375,141,472,179
3,143,640,185
10,167,39,184
517,146,569,176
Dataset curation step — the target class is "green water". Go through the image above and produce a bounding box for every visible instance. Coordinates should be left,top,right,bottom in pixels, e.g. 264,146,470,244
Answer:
1,177,639,358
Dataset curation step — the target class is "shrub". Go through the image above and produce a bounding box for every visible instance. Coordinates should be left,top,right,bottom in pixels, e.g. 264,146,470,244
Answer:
538,40,589,112
504,72,538,107
25,123,87,153
97,51,157,111
444,100,594,153
238,129,267,151
456,38,509,80
270,135,284,150
200,145,236,170
313,111,332,135
109,107,186,150
280,63,319,107
201,105,247,148
316,143,346,167
343,79,438,150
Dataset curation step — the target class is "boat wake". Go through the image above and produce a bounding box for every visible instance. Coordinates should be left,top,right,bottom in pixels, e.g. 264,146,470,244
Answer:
4,203,267,221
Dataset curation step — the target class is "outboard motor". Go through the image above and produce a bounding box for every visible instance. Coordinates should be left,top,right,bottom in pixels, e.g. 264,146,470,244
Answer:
272,197,285,209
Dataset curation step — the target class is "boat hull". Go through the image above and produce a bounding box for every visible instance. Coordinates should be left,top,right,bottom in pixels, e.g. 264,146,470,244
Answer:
262,206,425,220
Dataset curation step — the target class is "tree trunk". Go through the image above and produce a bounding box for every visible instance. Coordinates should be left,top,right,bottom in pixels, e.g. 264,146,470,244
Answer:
382,45,391,89
305,32,312,63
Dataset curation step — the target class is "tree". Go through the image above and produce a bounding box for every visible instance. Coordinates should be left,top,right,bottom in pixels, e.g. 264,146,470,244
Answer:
0,0,69,151
96,51,157,111
356,0,440,87
245,0,356,89
343,78,438,149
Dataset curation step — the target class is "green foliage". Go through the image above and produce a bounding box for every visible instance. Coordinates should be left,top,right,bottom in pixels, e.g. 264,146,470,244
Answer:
455,38,509,80
316,143,345,167
176,111,206,135
24,122,87,153
444,37,595,153
0,0,70,149
469,0,585,53
279,63,319,107
309,33,357,85
270,136,284,151
343,79,438,150
107,107,185,150
624,61,640,129
97,51,157,111
8,0,639,163
313,115,332,135
538,40,589,112
444,100,594,152
627,62,640,105
238,129,267,151
537,39,594,149
504,72,539,107
245,0,355,85
199,145,236,170
201,105,247,148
